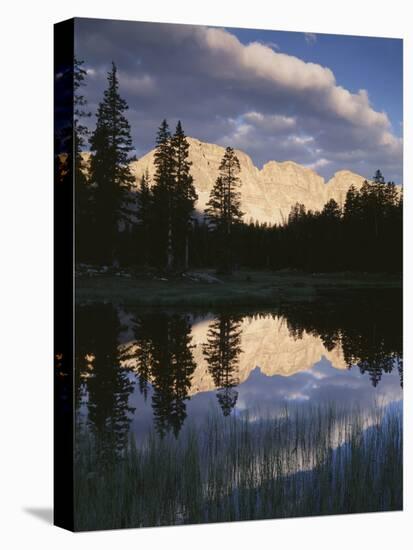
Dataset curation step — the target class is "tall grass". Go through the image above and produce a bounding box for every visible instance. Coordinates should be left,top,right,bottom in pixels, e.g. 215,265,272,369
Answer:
74,403,402,531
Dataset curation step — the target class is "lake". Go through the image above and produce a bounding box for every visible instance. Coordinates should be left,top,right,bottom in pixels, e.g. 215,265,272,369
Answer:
74,289,403,529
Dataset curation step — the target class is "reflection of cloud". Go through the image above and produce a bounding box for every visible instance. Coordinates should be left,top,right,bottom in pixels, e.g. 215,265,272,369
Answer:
286,392,310,401
235,358,402,415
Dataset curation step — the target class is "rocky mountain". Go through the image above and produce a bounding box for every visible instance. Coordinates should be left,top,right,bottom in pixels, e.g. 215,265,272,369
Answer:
130,137,368,225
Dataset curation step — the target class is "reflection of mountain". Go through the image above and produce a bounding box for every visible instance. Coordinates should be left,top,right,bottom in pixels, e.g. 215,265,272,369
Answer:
77,293,402,442
121,314,348,398
190,315,347,395
279,290,403,389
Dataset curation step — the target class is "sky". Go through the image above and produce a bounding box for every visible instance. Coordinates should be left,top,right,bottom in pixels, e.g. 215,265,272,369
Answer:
75,18,403,183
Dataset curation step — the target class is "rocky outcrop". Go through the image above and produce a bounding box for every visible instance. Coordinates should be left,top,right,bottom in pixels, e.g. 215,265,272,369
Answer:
130,137,369,225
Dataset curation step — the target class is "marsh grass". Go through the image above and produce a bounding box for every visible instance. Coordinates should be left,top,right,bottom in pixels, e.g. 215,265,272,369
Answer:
74,403,402,531
75,270,401,307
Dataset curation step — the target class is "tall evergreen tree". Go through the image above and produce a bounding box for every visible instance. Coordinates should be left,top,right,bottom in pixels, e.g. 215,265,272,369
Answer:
89,62,135,265
74,58,91,262
171,121,198,269
137,169,152,265
151,120,197,270
373,169,385,184
151,120,175,269
205,147,243,273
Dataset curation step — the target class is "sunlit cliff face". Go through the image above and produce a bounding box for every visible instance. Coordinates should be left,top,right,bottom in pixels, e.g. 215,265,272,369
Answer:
129,137,369,225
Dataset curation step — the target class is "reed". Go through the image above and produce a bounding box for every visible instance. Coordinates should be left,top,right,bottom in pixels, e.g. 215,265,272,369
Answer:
74,402,402,531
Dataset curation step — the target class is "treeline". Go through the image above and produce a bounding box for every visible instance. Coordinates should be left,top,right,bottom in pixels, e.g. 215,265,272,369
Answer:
69,59,402,274
188,171,402,273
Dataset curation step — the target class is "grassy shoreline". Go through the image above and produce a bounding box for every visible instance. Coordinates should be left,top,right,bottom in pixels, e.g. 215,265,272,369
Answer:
75,268,401,306
75,404,402,530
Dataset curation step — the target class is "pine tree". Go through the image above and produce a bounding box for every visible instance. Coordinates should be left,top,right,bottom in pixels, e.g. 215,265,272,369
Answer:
137,169,152,265
74,58,91,262
74,58,90,167
205,147,243,273
89,62,135,265
171,121,198,269
373,169,385,184
151,119,175,269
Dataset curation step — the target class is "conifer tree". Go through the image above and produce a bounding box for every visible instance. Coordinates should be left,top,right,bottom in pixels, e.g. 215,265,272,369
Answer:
151,119,175,269
89,62,135,265
137,169,152,265
171,121,198,269
205,147,243,273
74,58,91,262
373,169,385,184
74,58,90,170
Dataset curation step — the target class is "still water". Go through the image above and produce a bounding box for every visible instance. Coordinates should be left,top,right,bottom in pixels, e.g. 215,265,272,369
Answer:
75,291,402,443
74,290,403,528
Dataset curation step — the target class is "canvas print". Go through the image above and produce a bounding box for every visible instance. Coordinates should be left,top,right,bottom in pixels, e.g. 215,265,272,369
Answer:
54,17,403,531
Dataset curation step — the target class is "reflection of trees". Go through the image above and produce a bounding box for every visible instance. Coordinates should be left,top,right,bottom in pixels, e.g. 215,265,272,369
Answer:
129,313,196,437
75,304,135,457
279,290,403,387
203,315,243,416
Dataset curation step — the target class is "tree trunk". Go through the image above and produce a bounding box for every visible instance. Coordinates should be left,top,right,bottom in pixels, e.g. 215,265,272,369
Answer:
184,232,189,271
167,217,173,271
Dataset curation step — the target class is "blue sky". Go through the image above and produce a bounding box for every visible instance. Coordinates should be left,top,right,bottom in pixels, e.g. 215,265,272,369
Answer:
76,19,403,182
232,28,403,138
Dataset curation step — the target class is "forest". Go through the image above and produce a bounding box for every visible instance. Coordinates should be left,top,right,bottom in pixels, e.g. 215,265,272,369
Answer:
57,60,403,275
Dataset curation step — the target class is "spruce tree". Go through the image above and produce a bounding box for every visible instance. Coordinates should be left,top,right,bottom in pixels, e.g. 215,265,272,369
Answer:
151,119,175,269
205,147,243,273
373,169,385,184
74,58,91,262
137,169,152,265
171,121,197,269
89,62,135,265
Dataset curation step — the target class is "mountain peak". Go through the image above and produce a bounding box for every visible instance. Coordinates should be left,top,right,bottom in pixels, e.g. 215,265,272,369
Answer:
130,137,368,225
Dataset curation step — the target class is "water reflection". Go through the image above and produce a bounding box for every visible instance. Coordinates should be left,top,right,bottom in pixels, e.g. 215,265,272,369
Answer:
203,315,243,416
75,304,135,457
75,291,402,445
128,313,196,437
278,290,402,388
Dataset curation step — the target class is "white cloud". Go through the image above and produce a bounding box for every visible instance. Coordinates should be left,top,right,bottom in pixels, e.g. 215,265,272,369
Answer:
243,111,296,131
195,26,402,179
289,135,314,145
305,158,331,170
118,73,156,95
305,33,317,45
